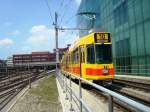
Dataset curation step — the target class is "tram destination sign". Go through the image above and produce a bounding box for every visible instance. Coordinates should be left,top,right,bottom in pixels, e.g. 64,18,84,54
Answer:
94,33,111,43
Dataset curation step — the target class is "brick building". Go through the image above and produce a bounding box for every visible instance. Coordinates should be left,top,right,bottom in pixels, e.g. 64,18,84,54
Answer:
13,52,55,65
13,47,68,65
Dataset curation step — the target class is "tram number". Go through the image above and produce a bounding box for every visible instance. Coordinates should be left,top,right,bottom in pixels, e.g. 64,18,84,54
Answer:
97,34,108,40
94,33,110,43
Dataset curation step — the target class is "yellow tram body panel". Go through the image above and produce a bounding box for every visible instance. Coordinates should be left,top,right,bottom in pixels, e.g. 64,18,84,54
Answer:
69,32,111,51
81,64,114,80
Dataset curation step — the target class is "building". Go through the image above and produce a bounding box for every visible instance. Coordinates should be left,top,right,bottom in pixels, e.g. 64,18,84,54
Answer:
31,52,56,62
53,47,69,61
6,57,13,67
13,52,55,65
13,54,31,64
77,0,150,76
13,47,68,66
0,59,6,67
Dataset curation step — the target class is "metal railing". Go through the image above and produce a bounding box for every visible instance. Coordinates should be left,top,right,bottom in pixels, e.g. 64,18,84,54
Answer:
56,70,150,112
57,70,91,112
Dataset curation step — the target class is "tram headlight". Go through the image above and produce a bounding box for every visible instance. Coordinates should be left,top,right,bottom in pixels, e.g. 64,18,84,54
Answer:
102,69,108,75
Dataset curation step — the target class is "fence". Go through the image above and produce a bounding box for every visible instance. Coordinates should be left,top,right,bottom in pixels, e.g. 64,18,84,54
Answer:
114,64,150,76
114,55,150,76
56,70,150,112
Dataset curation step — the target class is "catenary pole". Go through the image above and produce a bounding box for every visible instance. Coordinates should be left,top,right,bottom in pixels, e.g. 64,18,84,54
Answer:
54,12,59,70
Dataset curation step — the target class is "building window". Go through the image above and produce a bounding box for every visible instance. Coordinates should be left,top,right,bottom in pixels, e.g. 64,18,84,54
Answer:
113,0,128,28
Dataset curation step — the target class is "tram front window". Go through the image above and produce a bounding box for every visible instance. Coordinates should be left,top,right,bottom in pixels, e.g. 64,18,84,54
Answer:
95,44,112,64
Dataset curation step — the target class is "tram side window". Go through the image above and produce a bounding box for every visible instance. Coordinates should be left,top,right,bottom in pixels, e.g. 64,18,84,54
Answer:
66,56,69,67
73,48,78,64
80,46,85,63
68,55,70,64
64,57,66,68
86,44,95,64
70,53,72,64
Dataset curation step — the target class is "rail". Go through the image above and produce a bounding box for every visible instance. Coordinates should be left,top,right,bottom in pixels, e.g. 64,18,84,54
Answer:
0,68,56,111
56,70,150,112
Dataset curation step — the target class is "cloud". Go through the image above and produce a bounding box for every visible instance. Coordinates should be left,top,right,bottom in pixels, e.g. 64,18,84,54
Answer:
27,25,55,46
0,38,14,46
58,30,79,48
64,33,78,45
26,25,78,52
21,46,30,51
75,0,81,5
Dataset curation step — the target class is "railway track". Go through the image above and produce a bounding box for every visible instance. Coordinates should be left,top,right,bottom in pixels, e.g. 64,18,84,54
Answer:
0,72,30,111
0,71,50,111
88,79,150,112
68,79,132,111
0,87,23,111
112,79,150,107
113,79,150,91
60,71,150,112
69,77,150,111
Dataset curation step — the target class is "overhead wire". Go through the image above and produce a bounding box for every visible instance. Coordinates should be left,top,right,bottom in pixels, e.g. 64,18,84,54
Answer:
57,0,90,32
57,0,65,13
58,0,74,26
44,0,54,23
59,0,90,32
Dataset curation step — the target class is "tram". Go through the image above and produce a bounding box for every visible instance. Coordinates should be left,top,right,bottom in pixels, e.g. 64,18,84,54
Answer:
60,32,114,86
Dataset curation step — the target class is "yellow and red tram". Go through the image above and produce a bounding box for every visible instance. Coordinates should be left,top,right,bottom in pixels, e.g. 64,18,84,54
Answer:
60,32,114,86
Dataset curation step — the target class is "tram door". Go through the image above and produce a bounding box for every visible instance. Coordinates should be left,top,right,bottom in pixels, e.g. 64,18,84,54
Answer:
79,46,85,77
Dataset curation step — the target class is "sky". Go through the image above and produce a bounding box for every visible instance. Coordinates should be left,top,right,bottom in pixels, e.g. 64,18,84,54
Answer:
0,0,81,59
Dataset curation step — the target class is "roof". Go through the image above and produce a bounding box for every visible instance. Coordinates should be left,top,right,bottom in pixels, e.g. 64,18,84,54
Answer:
13,54,31,56
32,51,50,55
68,32,111,52
69,32,94,52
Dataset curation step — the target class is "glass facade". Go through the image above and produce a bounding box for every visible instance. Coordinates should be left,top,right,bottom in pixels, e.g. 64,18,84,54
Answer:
77,0,150,76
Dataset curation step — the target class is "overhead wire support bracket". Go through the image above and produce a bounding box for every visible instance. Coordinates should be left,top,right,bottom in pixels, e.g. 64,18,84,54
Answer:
59,27,89,31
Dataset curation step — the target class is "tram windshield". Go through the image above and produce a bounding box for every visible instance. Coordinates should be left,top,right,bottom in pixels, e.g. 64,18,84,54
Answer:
95,44,112,64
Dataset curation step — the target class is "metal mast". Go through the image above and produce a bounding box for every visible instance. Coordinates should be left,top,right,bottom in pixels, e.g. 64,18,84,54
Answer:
54,12,59,70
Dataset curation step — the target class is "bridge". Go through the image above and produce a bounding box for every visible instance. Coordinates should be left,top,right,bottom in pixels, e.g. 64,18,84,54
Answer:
13,61,57,67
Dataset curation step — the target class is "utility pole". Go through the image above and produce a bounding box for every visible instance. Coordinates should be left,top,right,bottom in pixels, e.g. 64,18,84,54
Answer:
54,12,59,71
28,64,31,89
